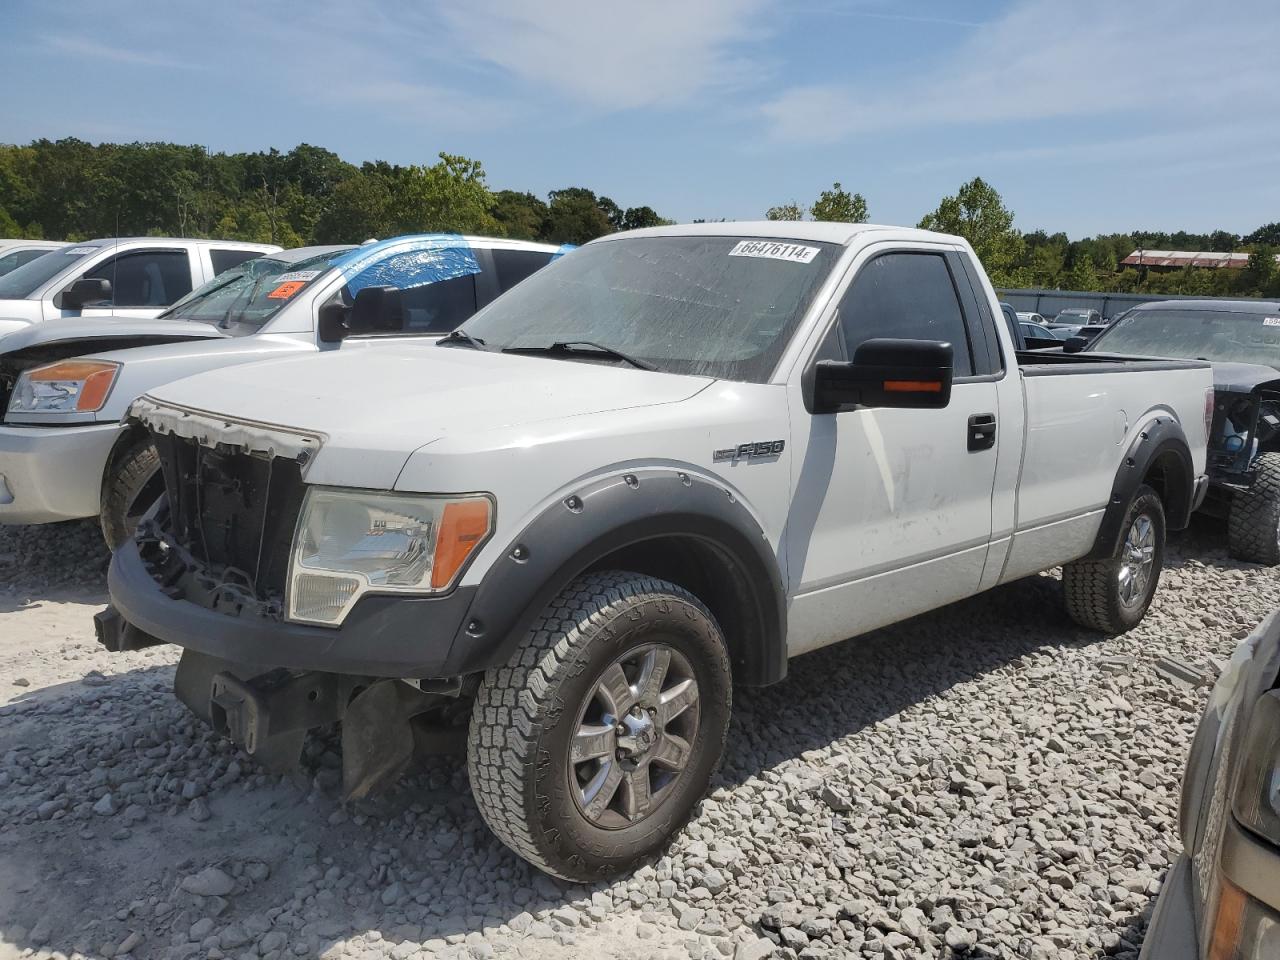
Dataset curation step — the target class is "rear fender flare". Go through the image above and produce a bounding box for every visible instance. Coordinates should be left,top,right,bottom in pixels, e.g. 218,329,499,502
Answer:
1086,415,1194,559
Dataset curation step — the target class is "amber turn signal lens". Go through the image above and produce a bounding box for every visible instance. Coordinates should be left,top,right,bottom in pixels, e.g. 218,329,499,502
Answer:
1209,876,1248,960
29,360,120,412
883,379,943,393
431,499,493,589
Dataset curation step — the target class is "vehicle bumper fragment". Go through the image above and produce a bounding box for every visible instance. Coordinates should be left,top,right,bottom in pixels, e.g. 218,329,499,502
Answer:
0,422,120,523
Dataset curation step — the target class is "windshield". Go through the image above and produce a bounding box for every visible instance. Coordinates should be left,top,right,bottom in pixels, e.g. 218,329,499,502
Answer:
161,251,340,335
458,235,839,382
0,243,102,299
1088,308,1280,369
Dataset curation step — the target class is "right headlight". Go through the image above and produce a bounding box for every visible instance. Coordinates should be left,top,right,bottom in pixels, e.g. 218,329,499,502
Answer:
287,487,493,626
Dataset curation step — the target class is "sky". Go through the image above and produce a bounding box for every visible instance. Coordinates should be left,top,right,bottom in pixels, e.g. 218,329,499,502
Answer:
3,0,1279,238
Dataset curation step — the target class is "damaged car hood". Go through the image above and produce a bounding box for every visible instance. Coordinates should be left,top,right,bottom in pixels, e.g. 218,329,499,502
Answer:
138,345,714,488
0,316,226,355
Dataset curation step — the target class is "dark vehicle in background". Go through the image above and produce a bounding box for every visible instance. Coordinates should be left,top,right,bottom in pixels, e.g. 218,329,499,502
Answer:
1139,611,1280,959
1083,299,1280,564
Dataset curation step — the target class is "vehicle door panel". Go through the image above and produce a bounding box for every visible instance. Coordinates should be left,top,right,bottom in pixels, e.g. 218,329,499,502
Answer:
785,246,1000,655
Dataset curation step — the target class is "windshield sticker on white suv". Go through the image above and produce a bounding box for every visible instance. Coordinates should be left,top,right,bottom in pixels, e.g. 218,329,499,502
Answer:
728,241,820,264
273,270,321,283
65,246,98,255
1264,317,1280,326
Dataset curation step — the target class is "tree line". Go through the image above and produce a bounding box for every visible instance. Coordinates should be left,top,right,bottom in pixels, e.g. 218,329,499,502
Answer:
0,139,671,248
769,176,1280,298
2,140,1276,298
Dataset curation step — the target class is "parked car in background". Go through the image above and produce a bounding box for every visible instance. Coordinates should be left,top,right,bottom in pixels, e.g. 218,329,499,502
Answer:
1016,310,1048,325
0,240,66,277
1139,611,1280,959
1081,299,1280,564
0,238,279,340
0,234,563,547
1053,306,1103,327
98,222,1211,880
999,302,1060,350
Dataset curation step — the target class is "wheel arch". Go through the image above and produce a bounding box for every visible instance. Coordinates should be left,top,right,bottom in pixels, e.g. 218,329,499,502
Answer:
100,421,152,504
441,470,788,686
1084,414,1194,560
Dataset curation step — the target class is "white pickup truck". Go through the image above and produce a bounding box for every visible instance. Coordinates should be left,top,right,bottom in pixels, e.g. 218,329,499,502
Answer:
99,222,1214,881
0,237,279,340
0,234,562,546
0,240,67,277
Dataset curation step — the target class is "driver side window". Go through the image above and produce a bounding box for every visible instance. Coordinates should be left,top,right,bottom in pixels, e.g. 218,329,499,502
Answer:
82,250,193,308
836,252,975,377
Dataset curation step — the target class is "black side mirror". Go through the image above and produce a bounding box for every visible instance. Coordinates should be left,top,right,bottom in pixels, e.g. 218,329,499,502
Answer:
58,277,112,310
811,338,953,413
1063,336,1088,353
317,300,349,344
348,285,404,335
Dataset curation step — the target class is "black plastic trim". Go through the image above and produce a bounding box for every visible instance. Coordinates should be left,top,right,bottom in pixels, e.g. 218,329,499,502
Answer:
108,537,475,677
438,470,788,686
1085,417,1196,558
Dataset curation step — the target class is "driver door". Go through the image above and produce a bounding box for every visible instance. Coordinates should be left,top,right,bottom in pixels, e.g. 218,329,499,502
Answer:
784,246,1003,655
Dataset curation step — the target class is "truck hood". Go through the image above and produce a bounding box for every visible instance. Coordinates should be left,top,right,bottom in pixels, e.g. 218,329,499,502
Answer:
1210,361,1280,395
142,346,714,488
0,300,48,339
0,316,225,355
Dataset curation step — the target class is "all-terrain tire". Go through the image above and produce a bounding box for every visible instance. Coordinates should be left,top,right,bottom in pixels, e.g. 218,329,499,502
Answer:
1227,453,1280,566
100,441,163,550
1063,484,1165,634
467,570,732,881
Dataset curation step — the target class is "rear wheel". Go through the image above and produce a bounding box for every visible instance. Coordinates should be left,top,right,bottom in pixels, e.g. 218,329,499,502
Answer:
1227,453,1280,566
100,441,163,550
467,570,731,880
1063,484,1165,634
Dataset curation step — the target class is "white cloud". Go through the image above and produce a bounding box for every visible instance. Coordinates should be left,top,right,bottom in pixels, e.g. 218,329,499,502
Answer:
44,35,195,70
759,0,1280,143
430,0,770,110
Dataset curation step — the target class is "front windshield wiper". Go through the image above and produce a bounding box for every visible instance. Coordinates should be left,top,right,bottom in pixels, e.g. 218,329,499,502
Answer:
502,340,656,371
438,329,488,350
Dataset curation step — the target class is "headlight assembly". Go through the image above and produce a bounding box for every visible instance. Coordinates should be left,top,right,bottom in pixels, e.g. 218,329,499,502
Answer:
287,487,493,626
1233,689,1280,847
8,360,120,414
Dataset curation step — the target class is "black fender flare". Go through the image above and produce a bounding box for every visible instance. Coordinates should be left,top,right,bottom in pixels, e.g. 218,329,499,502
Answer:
1085,415,1195,559
439,469,788,686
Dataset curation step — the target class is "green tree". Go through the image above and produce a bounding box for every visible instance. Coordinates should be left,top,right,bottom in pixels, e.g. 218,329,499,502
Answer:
918,177,1024,281
544,187,615,244
765,201,803,221
393,153,499,235
809,182,867,223
1064,252,1098,291
621,206,670,231
313,172,396,243
1241,245,1278,295
1246,223,1280,246
491,190,549,241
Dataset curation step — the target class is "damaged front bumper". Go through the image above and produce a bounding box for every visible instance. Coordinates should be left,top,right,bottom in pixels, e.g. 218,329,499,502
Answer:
100,536,480,796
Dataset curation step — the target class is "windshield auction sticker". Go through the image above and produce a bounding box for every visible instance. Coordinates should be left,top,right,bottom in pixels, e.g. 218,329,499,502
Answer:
1264,317,1280,326
728,240,820,264
266,280,306,300
273,270,321,283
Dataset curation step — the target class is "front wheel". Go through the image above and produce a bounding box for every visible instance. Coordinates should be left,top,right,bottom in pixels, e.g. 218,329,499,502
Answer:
1063,484,1165,634
467,571,732,881
100,441,164,550
1227,453,1280,566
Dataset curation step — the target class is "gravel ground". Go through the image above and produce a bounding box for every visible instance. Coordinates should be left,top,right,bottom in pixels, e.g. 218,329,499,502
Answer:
1,517,1276,960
